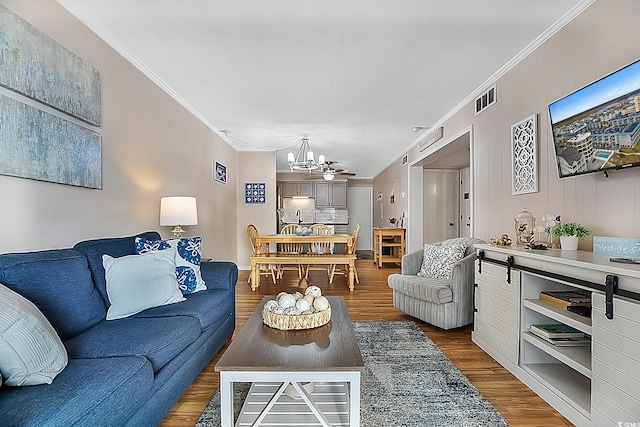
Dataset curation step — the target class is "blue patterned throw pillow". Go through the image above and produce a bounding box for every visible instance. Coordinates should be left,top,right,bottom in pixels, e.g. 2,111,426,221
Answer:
135,237,207,294
417,243,467,279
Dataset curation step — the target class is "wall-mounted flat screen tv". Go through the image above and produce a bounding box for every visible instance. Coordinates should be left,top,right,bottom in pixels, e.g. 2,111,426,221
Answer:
549,59,640,178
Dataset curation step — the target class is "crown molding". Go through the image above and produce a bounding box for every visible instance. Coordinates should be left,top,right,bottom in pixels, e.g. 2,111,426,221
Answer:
401,0,597,164
56,0,238,149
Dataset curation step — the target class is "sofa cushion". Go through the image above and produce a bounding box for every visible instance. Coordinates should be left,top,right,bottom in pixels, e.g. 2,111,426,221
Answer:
0,249,105,340
135,236,207,295
0,283,68,386
134,288,234,330
64,316,200,372
417,243,466,279
0,356,153,427
73,231,161,304
102,251,185,320
387,275,453,304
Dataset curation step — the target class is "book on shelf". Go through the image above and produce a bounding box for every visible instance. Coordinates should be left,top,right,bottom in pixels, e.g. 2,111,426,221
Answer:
566,305,592,318
529,323,584,339
528,329,592,347
539,290,591,309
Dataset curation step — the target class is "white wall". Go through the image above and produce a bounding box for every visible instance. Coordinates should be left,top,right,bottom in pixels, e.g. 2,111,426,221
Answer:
0,0,238,260
376,0,640,250
236,151,277,269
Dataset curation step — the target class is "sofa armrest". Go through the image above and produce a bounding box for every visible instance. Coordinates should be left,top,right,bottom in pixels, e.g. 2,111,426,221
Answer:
401,249,424,275
449,252,476,301
201,261,238,292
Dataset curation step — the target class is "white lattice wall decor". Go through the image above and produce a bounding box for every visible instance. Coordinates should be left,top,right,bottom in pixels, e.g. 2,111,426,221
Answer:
511,114,538,195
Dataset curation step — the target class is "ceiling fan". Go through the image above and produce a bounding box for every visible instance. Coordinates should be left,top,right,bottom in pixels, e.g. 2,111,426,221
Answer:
304,160,356,180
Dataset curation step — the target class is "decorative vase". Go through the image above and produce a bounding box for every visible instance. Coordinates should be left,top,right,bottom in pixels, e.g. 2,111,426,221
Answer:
514,209,536,245
560,235,579,250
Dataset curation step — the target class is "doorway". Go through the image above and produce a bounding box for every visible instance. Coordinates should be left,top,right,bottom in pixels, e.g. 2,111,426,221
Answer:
422,169,459,243
347,187,373,251
407,126,472,253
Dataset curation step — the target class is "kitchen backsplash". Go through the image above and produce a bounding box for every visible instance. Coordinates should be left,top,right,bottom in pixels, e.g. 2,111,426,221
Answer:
279,208,349,225
282,197,315,210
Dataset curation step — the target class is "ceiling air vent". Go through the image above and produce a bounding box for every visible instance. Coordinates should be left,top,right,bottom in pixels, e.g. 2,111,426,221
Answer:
474,85,496,115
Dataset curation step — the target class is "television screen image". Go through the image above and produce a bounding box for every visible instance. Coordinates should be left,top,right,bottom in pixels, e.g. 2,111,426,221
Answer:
548,59,640,178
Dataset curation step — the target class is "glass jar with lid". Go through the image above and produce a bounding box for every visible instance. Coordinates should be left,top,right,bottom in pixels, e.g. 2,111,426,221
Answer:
514,209,536,245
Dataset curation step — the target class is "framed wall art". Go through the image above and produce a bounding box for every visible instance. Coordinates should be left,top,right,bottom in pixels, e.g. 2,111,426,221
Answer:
245,182,266,204
0,4,102,189
0,94,101,189
511,114,538,195
390,181,396,204
0,4,101,126
213,160,227,184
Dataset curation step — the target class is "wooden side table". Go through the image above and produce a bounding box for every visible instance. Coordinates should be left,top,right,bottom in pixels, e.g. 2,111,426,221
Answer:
373,227,405,268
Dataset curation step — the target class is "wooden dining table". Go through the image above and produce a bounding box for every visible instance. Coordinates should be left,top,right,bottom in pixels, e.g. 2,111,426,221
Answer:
250,233,357,290
254,233,354,255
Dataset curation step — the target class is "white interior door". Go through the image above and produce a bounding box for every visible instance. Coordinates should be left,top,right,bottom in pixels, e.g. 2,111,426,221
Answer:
460,167,471,237
422,169,459,243
347,187,373,250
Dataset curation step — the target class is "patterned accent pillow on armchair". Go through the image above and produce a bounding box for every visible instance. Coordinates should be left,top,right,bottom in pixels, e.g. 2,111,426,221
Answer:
417,243,467,279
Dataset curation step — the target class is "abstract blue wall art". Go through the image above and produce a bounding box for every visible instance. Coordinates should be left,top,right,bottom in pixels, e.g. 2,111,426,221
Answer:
0,4,101,126
245,183,266,204
0,95,102,189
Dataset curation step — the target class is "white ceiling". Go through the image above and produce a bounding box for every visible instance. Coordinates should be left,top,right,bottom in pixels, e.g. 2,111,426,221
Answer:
58,0,588,179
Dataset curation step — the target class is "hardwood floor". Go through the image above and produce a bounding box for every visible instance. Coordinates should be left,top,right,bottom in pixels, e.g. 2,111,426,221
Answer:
160,259,574,427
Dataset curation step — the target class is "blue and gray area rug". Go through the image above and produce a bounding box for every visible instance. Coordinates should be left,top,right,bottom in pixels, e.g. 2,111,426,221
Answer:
197,321,510,426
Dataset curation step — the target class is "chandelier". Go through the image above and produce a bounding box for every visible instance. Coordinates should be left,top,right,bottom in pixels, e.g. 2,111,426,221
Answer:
287,135,326,172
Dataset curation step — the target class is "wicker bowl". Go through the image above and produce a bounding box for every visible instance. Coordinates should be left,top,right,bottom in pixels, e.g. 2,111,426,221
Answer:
262,305,331,331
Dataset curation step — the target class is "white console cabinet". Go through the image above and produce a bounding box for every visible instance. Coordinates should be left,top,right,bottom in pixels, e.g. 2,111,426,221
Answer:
472,244,640,427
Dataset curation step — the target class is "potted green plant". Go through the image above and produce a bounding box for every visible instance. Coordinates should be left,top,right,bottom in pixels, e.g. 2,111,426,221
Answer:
550,218,590,250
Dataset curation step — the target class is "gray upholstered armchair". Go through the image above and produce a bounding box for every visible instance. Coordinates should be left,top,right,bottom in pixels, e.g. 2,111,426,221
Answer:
387,237,485,330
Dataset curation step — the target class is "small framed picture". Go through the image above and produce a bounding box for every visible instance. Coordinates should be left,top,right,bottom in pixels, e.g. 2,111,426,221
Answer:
214,161,227,184
245,182,266,204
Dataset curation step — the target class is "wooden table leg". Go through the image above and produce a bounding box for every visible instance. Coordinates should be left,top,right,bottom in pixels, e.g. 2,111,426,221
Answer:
250,258,260,291
348,260,355,291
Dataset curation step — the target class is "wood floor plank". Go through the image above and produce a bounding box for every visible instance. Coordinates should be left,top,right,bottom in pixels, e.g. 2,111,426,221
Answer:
159,259,574,426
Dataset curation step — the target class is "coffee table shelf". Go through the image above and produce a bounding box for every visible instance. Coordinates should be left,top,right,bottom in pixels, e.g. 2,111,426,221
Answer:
236,381,350,426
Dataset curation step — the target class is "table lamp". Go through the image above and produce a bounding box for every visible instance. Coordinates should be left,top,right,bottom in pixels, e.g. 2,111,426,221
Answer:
160,196,198,238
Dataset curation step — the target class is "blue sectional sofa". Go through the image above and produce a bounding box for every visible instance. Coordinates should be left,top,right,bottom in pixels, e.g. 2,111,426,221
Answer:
0,231,237,427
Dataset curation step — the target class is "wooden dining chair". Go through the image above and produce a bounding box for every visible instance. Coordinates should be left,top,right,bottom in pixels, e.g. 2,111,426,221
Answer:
305,223,333,279
247,224,276,284
277,223,305,279
330,223,360,284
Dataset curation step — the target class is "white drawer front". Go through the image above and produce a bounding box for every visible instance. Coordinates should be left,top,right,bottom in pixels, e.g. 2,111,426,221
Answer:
591,293,640,426
473,314,518,364
476,277,520,307
476,260,520,288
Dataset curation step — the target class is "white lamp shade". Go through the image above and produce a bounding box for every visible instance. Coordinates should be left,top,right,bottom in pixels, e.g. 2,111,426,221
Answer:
160,197,198,226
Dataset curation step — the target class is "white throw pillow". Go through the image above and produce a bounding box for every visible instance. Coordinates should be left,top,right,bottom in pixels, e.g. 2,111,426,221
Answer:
0,283,68,386
417,243,467,279
103,249,185,320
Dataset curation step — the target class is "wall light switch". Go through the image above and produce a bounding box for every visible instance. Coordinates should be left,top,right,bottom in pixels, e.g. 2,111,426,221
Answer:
401,192,405,198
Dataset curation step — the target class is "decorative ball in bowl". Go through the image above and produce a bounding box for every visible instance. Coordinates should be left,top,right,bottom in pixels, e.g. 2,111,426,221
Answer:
295,226,312,236
262,286,331,330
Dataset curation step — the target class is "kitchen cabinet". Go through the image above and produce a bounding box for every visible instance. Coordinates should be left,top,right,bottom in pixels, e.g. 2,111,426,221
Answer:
282,181,314,197
314,181,347,207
